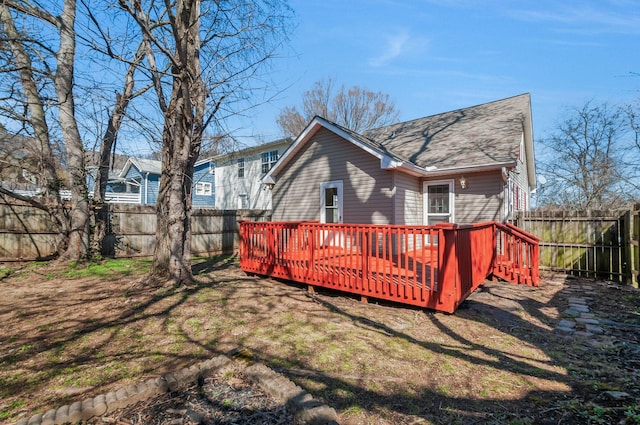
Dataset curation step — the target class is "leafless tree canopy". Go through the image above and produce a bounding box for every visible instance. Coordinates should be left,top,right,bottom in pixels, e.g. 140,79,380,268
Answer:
277,77,400,137
115,0,291,284
0,0,291,267
536,101,640,210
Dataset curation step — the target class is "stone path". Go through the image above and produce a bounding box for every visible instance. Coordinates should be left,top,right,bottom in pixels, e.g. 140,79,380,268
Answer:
555,282,605,337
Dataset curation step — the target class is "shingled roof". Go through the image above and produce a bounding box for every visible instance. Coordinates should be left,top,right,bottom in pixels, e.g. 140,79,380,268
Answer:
364,93,532,170
265,93,535,186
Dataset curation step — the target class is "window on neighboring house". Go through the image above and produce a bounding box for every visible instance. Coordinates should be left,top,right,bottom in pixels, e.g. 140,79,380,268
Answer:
238,193,249,209
237,157,245,178
195,182,212,196
261,150,279,174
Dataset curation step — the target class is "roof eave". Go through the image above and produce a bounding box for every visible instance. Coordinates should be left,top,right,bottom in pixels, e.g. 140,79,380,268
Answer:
419,161,517,178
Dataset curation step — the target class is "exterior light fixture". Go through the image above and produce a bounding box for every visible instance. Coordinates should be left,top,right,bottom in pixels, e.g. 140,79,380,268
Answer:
459,176,467,189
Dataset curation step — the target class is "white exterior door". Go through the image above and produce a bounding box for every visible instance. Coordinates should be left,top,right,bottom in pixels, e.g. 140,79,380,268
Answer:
423,180,454,225
320,180,343,223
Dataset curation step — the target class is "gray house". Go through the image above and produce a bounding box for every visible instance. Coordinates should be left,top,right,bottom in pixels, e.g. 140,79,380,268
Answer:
263,93,535,225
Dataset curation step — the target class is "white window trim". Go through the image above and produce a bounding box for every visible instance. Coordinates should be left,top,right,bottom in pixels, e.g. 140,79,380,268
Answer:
320,180,343,224
237,157,245,178
261,150,279,174
238,193,249,209
423,179,455,225
195,181,212,196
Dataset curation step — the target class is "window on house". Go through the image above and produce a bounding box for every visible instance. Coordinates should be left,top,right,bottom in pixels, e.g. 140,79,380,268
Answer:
237,158,245,178
238,193,249,209
195,182,212,196
423,181,454,225
320,181,343,223
261,150,279,174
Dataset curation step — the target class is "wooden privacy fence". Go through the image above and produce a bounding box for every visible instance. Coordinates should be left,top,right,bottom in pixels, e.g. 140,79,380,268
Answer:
239,221,539,313
0,200,270,260
512,207,640,286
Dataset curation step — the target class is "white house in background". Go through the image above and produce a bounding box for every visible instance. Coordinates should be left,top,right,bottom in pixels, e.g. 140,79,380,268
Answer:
212,138,292,210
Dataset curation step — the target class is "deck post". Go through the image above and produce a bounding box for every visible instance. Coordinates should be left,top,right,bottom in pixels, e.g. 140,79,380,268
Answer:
436,224,459,313
362,230,369,291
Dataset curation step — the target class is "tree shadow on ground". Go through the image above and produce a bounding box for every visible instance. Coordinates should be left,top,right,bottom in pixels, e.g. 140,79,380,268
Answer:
249,276,639,425
2,260,638,425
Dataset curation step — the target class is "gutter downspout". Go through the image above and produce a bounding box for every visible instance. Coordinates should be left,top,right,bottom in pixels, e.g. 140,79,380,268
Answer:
145,172,149,204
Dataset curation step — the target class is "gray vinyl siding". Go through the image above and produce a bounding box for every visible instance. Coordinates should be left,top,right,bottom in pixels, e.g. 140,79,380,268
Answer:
393,171,422,225
450,170,504,224
272,128,394,224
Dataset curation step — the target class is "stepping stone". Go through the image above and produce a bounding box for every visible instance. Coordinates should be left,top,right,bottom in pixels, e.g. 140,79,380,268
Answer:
569,304,590,313
579,313,595,319
556,326,575,334
576,317,600,325
585,324,604,334
558,319,576,328
603,391,631,401
569,297,587,305
575,331,594,337
562,309,581,318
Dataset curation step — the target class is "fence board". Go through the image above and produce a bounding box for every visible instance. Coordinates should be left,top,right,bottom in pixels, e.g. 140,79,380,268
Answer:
0,200,270,260
513,208,637,284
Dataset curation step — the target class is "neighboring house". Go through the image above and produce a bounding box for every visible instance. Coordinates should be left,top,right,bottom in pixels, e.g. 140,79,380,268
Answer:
88,157,216,206
211,138,292,210
263,93,535,225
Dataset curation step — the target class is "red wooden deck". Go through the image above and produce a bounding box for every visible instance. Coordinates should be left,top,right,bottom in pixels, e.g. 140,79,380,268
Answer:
239,221,539,313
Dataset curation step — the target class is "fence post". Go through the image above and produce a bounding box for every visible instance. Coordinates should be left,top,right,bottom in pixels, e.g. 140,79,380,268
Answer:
630,206,639,288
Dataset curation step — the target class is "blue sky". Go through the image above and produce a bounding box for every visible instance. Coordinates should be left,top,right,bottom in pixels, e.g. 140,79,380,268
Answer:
241,0,640,147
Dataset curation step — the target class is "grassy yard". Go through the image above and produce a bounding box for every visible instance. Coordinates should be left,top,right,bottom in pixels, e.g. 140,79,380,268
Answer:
1,256,639,424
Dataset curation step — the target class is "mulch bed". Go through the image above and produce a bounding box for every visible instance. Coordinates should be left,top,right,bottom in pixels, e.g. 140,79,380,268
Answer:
85,367,293,425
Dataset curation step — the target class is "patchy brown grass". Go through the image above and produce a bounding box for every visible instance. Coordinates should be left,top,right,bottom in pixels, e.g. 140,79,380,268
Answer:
1,256,639,424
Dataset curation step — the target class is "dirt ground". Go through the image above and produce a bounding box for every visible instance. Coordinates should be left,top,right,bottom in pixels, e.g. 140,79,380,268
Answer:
1,257,639,425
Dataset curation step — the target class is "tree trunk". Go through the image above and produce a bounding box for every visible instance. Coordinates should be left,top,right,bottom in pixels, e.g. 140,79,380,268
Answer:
55,0,90,261
0,2,71,254
92,48,142,256
149,0,204,285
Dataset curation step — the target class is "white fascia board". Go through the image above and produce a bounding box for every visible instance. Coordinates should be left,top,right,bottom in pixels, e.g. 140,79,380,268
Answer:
420,161,517,177
195,157,212,167
264,116,405,182
262,119,321,183
118,159,134,178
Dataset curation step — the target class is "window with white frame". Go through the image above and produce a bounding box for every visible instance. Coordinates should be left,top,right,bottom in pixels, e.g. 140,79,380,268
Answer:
237,157,245,178
195,182,212,196
261,150,279,174
423,180,454,225
238,193,249,209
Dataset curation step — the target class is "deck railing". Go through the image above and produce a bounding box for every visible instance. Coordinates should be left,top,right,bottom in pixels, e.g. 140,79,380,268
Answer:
239,221,539,313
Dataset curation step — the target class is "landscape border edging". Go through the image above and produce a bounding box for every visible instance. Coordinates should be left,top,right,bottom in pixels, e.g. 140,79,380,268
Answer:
14,351,337,425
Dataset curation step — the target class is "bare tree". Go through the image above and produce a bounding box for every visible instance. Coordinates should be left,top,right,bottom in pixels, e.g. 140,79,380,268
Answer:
537,101,639,209
0,1,153,260
118,0,291,285
277,77,400,137
0,0,90,259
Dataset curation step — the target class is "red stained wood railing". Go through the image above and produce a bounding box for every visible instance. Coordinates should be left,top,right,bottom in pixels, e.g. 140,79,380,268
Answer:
239,221,539,313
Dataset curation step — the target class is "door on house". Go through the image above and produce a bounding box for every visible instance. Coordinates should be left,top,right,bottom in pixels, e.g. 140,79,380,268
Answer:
423,180,454,225
320,180,343,223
